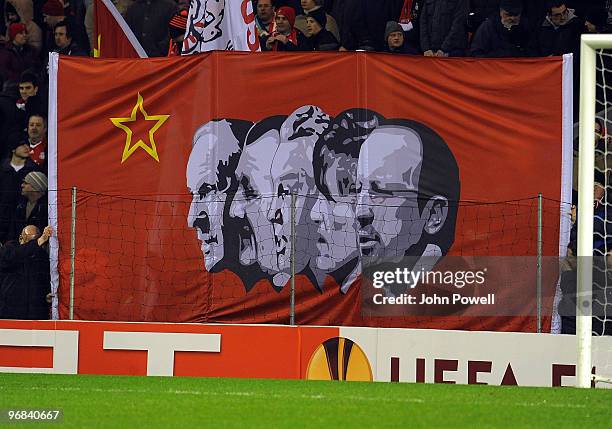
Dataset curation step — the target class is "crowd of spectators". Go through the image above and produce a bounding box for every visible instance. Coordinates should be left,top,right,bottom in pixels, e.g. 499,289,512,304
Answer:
0,0,611,325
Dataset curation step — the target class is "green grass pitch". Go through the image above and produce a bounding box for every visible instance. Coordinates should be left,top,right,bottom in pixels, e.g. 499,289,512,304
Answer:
1,373,611,428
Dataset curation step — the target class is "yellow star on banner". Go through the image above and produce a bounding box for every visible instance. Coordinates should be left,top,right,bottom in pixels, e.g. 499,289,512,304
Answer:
110,93,170,163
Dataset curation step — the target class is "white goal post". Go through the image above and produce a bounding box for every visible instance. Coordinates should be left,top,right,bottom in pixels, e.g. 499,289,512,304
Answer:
578,34,612,388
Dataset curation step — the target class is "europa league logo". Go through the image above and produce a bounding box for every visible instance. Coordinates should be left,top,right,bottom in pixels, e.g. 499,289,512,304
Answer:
306,337,372,381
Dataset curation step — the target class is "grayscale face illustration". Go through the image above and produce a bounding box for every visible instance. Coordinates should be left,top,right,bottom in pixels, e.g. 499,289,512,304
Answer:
311,152,359,271
356,126,438,263
187,119,242,271
187,110,460,292
268,106,331,286
230,122,280,274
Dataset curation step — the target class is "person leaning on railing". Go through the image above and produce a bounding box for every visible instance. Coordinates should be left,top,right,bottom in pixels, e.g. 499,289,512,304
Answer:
0,225,52,320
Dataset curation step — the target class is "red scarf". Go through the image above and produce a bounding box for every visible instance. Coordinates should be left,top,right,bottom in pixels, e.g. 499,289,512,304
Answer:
399,0,414,23
256,18,275,37
167,39,180,56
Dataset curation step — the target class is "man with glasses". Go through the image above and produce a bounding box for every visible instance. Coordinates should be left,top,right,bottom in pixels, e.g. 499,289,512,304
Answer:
538,1,581,57
255,0,275,38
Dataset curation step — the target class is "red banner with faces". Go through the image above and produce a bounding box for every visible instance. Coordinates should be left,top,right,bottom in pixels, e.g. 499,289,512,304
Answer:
51,52,570,331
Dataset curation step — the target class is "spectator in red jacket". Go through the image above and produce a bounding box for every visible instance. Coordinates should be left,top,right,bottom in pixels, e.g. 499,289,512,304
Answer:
26,114,47,169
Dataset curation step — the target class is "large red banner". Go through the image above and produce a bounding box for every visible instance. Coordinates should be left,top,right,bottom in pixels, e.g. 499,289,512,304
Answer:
49,52,572,331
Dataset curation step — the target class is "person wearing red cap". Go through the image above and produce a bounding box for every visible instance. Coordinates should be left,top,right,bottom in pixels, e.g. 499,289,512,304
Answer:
0,23,40,84
42,0,65,20
263,6,310,51
3,0,43,54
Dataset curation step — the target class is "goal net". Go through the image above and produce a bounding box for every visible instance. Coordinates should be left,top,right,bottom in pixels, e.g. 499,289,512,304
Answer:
577,35,612,388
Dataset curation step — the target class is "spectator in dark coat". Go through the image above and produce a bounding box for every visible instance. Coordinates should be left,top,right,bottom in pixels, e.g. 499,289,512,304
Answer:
14,71,45,134
295,0,340,43
522,0,550,33
0,23,40,84
361,0,404,52
0,224,51,320
567,0,606,23
420,0,468,56
52,19,87,56
0,80,21,151
538,1,583,118
470,0,537,57
0,139,38,243
328,0,404,51
125,0,177,57
329,0,375,50
538,1,582,57
467,0,501,35
8,171,47,242
583,5,609,33
383,20,418,54
305,7,339,50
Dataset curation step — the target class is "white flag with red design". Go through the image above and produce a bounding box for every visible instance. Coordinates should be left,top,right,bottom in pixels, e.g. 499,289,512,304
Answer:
183,0,261,54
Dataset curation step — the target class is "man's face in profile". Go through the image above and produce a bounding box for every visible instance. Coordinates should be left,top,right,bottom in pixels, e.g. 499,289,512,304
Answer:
229,130,278,273
268,107,330,277
356,126,429,263
187,146,225,271
311,152,359,271
269,141,317,274
187,120,240,271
